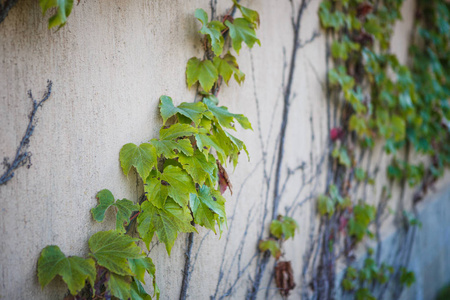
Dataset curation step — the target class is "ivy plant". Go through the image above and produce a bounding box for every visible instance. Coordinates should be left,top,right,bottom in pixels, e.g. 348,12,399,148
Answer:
37,1,259,299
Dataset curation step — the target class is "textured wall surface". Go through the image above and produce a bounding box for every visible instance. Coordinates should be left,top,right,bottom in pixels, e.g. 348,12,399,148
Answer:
0,0,448,299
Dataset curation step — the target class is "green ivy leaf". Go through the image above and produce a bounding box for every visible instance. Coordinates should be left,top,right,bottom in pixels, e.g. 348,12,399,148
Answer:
159,123,198,141
89,231,144,276
38,246,96,295
114,199,140,233
400,267,416,287
39,0,74,29
195,9,226,56
161,165,196,207
203,97,252,130
348,203,376,241
342,278,355,291
91,189,115,222
329,184,344,205
107,273,131,300
355,288,376,300
129,257,155,284
120,143,157,182
130,280,153,300
318,195,335,216
258,239,281,259
150,138,193,159
332,146,352,167
195,132,225,158
355,168,367,181
270,216,298,240
91,189,139,233
178,150,218,186
144,173,169,209
233,0,260,27
159,96,207,126
186,57,218,92
137,199,196,254
213,53,245,85
189,185,226,234
225,18,260,54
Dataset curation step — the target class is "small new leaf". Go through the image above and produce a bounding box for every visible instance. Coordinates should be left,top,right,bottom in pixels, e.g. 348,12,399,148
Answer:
259,239,281,259
270,215,299,240
195,8,226,56
91,189,139,233
318,195,335,216
39,0,74,29
38,245,96,295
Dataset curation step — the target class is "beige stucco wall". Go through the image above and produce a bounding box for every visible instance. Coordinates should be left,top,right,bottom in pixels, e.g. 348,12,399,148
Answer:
0,0,448,299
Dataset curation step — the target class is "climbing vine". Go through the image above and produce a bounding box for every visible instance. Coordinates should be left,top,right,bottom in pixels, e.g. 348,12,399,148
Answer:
37,1,259,299
299,0,450,299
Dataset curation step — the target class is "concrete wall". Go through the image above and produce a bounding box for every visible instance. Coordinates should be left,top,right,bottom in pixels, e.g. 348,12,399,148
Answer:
0,0,448,299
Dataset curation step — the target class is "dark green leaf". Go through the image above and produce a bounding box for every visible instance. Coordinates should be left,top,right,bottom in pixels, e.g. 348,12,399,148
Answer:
38,245,96,295
89,231,144,276
108,273,131,300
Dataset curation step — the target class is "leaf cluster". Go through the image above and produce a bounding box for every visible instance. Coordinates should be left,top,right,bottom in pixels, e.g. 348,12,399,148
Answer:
186,5,260,92
38,2,258,299
259,215,299,259
342,251,397,299
120,95,251,255
38,231,159,299
320,0,450,190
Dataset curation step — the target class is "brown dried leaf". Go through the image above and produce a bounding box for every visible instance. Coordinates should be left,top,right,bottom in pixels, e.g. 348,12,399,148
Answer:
357,3,373,18
217,160,233,195
275,261,296,297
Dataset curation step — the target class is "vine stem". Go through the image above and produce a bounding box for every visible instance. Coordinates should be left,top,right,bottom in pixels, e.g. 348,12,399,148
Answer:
179,3,238,300
0,80,52,185
246,1,309,299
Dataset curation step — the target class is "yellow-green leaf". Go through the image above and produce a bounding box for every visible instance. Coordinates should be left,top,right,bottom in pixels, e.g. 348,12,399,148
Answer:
119,143,157,181
259,239,281,259
137,199,196,255
39,0,74,29
178,150,218,186
159,123,198,141
195,8,225,56
186,57,218,92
